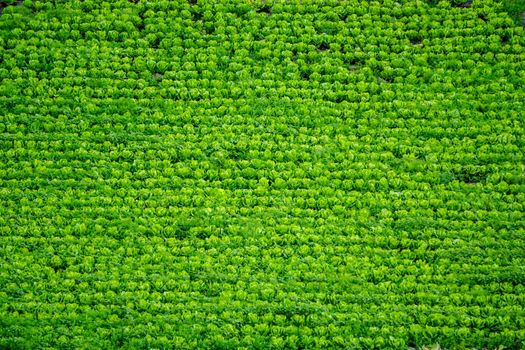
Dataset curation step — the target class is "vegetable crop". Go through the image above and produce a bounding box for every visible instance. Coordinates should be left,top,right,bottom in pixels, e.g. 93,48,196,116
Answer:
0,0,524,349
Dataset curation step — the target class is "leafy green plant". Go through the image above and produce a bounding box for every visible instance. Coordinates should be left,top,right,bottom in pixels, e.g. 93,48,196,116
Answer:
0,0,524,349
500,0,525,25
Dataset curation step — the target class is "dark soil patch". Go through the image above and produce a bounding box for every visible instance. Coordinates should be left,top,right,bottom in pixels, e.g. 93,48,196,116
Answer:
0,0,24,15
317,42,330,52
455,0,472,8
192,11,203,22
300,71,310,81
411,38,423,46
256,5,272,15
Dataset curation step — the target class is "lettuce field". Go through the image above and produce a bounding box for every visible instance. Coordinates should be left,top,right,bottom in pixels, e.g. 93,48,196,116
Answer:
1,0,525,349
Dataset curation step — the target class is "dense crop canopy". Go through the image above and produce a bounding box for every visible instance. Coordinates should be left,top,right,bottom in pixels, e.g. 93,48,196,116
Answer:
0,0,524,349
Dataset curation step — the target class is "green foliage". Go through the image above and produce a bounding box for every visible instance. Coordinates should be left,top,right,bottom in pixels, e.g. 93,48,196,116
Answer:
500,0,525,25
0,0,524,349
